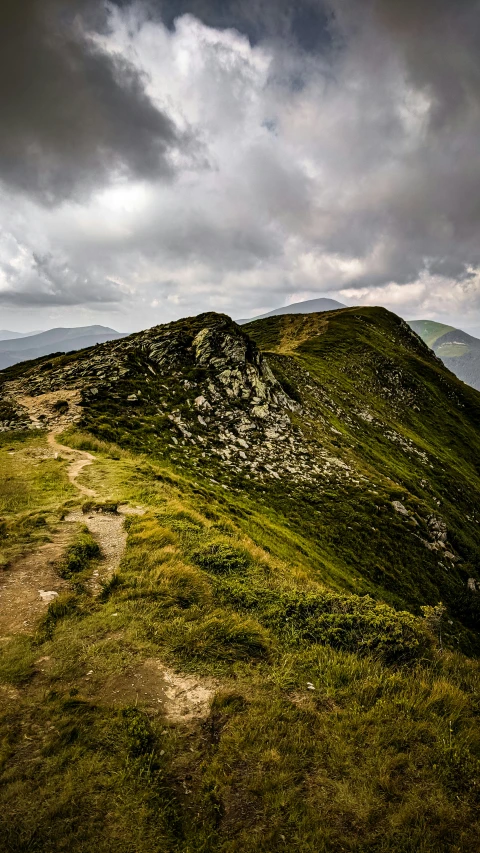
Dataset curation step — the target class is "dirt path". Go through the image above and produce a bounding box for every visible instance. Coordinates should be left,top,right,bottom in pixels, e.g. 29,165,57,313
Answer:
48,431,96,498
0,418,141,634
1,420,217,720
65,508,130,594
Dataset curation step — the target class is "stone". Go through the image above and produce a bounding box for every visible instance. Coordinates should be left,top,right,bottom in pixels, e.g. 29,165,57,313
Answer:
428,515,448,543
38,590,59,603
392,501,409,516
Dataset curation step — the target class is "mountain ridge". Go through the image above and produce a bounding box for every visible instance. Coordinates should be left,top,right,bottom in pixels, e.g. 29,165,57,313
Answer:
0,329,44,341
1,305,479,851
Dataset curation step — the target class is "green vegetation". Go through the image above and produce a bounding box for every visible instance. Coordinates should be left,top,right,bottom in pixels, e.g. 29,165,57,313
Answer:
436,342,470,358
408,319,454,348
1,307,480,850
57,527,101,580
409,318,480,391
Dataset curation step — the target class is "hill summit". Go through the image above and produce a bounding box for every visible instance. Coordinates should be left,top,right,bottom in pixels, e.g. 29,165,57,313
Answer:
237,296,345,324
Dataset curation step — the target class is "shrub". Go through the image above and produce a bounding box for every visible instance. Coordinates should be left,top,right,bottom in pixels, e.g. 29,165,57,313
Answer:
171,611,272,662
215,581,432,664
121,708,154,757
191,541,252,575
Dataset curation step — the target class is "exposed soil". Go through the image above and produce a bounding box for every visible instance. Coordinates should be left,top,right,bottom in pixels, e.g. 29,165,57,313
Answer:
65,508,128,593
0,532,71,637
95,658,217,722
2,426,216,720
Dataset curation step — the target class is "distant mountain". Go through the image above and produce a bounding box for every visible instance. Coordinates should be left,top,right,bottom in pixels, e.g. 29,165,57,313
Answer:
0,325,126,370
409,320,480,392
0,330,43,341
237,297,346,324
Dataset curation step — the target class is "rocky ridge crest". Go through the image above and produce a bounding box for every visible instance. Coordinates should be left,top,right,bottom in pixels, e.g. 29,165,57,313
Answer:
0,313,342,485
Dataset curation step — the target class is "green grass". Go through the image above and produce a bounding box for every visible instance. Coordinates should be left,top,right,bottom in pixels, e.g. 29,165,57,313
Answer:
57,528,101,580
436,342,471,358
0,431,76,567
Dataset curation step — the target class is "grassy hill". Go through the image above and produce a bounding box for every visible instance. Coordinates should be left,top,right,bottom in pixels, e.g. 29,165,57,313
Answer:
0,306,479,852
237,296,346,324
409,319,480,391
407,320,454,348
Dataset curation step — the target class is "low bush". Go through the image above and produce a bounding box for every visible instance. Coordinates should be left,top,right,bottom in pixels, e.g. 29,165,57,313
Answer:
170,610,272,662
121,708,155,757
215,580,432,663
191,540,252,575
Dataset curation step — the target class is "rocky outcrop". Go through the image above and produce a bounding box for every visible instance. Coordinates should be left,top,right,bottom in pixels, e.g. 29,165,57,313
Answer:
0,313,341,485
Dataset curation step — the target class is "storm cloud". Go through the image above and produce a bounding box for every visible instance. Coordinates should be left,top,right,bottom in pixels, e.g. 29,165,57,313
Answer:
0,0,179,203
1,0,480,333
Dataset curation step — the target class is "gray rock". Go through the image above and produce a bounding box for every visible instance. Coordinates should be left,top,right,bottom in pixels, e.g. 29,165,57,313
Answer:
392,500,409,516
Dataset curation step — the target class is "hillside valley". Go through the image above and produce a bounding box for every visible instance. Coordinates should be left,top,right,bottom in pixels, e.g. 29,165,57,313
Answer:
0,306,479,852
409,319,480,392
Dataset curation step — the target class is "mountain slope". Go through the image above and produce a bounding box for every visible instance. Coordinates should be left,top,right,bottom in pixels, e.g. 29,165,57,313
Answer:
409,319,480,391
0,325,125,369
0,330,43,341
0,307,479,852
2,306,479,644
237,296,345,324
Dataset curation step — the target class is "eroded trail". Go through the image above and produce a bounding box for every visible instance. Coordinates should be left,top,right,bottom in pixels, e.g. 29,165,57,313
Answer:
64,506,142,594
48,431,96,498
0,423,140,634
0,533,71,637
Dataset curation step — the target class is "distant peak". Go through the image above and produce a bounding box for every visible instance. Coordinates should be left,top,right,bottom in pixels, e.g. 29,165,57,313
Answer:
237,297,346,324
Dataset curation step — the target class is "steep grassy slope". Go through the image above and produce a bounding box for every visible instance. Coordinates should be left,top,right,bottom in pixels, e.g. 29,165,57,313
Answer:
0,307,479,851
243,309,480,649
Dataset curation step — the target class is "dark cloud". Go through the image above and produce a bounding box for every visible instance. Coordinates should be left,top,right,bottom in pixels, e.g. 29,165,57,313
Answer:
347,0,480,126
2,0,480,329
132,0,334,53
321,0,480,288
0,0,179,204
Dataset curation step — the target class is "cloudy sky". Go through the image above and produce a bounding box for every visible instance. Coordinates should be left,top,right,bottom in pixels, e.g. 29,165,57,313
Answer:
2,0,480,334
